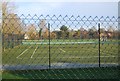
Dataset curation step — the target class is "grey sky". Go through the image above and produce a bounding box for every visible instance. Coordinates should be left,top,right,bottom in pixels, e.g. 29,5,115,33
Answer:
14,2,118,17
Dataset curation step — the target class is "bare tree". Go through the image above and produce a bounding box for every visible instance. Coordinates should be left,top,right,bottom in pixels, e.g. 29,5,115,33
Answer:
2,1,16,17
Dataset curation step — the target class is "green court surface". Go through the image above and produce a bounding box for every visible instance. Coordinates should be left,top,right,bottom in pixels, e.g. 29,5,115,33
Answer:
3,39,118,66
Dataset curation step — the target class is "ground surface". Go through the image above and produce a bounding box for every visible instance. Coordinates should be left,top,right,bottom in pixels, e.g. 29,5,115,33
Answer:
3,39,118,65
2,39,119,79
2,67,119,79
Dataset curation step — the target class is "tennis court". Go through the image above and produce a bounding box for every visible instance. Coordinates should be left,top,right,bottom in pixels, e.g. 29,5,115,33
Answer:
2,39,118,70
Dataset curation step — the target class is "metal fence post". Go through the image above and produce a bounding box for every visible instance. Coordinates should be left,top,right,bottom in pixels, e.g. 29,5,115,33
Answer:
98,23,101,67
48,23,51,69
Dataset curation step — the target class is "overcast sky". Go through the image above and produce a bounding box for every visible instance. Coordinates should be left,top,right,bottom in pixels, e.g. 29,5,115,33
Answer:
10,0,118,18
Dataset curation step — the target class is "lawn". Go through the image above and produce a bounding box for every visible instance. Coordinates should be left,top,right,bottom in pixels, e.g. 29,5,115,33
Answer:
2,67,119,79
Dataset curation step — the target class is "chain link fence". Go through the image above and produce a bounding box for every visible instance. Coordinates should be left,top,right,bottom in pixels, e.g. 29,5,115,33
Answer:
2,14,119,79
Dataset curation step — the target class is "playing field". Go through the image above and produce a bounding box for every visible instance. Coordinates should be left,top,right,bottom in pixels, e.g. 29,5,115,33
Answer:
2,39,118,70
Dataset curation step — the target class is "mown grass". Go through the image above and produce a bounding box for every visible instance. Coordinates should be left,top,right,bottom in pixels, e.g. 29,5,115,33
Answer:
2,67,119,79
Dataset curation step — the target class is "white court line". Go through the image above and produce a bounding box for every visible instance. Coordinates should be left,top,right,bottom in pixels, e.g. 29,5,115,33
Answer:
59,48,66,52
16,46,31,58
37,56,116,58
72,56,117,58
17,55,117,59
31,46,38,58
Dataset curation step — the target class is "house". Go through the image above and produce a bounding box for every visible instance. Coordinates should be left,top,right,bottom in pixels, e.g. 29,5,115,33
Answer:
24,34,29,40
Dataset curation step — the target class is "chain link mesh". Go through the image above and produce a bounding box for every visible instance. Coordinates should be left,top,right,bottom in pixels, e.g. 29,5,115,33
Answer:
2,14,119,79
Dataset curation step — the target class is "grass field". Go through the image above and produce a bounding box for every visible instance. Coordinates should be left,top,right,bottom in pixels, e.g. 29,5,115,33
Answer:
2,39,118,67
2,67,119,79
